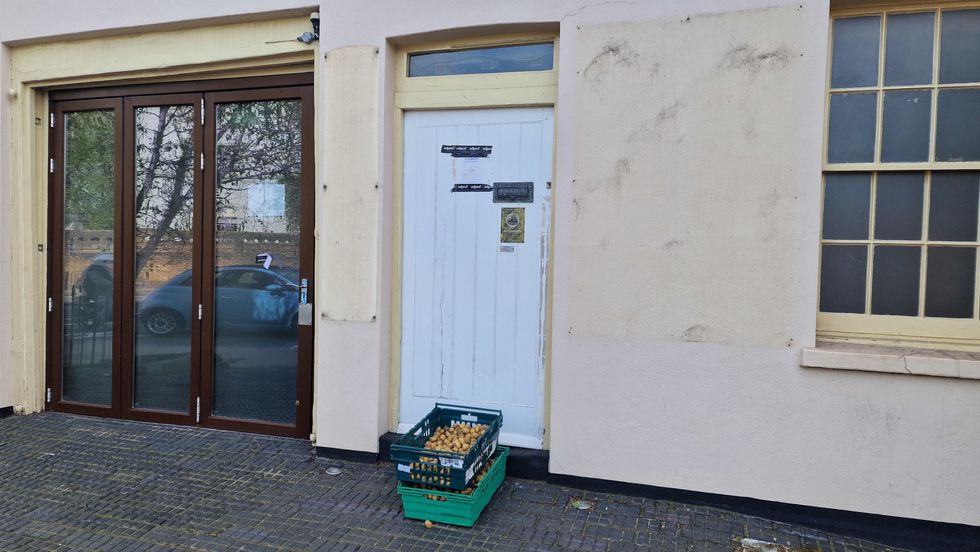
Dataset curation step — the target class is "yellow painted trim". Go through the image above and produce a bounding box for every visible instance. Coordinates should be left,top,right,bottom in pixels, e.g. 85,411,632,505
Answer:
388,109,404,432
11,17,313,85
395,87,557,110
831,0,980,17
6,16,317,414
388,32,559,448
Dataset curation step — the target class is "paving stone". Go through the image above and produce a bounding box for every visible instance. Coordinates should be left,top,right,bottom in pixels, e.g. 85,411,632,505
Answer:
0,413,911,552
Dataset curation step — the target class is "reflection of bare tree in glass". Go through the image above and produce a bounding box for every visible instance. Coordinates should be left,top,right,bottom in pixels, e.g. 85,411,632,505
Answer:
132,100,302,279
216,100,302,234
135,106,194,275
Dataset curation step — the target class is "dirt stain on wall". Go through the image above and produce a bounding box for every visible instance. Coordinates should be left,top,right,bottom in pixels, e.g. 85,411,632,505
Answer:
583,39,640,81
718,43,792,73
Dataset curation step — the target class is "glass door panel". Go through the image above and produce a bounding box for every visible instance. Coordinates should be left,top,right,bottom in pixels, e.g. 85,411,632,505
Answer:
50,76,313,436
61,109,118,406
132,103,197,413
211,98,303,425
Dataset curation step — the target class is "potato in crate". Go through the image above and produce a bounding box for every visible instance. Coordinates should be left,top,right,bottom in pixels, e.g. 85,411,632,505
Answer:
390,403,502,491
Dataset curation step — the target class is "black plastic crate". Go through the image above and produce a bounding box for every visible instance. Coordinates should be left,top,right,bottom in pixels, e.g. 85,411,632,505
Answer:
391,403,503,491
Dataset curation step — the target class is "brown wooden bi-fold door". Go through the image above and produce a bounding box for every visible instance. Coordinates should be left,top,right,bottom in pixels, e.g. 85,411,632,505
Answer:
47,76,314,438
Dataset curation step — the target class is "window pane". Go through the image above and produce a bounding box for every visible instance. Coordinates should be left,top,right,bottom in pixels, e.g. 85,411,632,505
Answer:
936,88,980,161
925,247,976,318
881,90,931,162
62,110,116,406
828,93,878,163
939,9,980,84
871,246,921,316
875,172,924,240
831,16,881,88
133,105,195,413
929,172,979,241
884,12,934,86
409,43,554,77
823,173,871,239
213,99,303,426
820,245,868,313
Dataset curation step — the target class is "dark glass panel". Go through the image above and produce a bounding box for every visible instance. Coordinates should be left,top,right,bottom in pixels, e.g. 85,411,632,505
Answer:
884,12,934,86
213,99,302,425
871,246,921,316
820,245,868,314
828,93,877,163
928,172,979,242
881,90,931,162
831,16,881,88
133,105,195,413
939,9,980,84
925,247,976,318
936,89,980,161
875,172,924,240
62,110,115,406
823,173,871,239
409,43,554,77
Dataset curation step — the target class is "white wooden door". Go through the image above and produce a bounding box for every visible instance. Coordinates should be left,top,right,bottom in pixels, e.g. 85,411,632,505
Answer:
400,108,553,449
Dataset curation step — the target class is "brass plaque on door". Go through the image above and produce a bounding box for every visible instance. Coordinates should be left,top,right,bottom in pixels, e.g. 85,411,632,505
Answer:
500,207,525,244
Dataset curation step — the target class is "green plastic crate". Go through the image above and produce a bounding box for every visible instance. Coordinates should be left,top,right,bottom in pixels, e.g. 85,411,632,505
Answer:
391,403,502,490
397,446,509,527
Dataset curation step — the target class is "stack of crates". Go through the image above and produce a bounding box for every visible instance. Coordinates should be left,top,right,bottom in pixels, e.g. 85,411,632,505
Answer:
391,403,505,527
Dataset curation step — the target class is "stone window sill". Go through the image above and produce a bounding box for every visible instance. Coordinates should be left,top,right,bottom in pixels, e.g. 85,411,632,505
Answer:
802,341,980,380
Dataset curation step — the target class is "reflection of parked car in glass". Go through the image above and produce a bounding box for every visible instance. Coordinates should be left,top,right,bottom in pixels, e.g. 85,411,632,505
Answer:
77,253,114,329
138,266,301,336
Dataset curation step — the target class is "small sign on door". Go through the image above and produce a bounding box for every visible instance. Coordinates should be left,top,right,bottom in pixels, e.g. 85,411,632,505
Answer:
500,207,525,244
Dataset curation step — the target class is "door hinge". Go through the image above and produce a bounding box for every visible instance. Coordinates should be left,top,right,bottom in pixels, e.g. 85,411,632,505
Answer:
47,297,53,312
200,98,205,125
46,388,51,403
49,158,54,174
195,397,201,423
49,113,55,128
200,153,205,172
197,303,203,320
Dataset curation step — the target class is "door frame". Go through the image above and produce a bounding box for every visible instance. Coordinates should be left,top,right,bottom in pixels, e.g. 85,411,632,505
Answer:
388,32,560,446
45,74,316,438
397,107,555,448
46,97,125,418
120,93,202,427
200,86,316,438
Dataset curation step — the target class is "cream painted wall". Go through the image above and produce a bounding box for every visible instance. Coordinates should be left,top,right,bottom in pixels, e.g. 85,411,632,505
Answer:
0,44,12,409
318,0,980,526
2,0,979,528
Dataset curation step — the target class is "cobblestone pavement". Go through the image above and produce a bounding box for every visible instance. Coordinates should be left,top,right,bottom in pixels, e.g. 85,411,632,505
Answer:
0,413,910,552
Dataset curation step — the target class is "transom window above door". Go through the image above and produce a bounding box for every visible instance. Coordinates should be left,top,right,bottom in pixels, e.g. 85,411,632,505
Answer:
407,42,554,77
820,6,980,350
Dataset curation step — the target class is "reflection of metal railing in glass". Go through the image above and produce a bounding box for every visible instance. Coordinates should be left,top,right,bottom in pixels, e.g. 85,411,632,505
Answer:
62,109,115,406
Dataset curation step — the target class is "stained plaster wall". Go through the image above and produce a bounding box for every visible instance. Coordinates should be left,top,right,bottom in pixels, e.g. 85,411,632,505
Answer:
309,0,980,526
1,0,978,527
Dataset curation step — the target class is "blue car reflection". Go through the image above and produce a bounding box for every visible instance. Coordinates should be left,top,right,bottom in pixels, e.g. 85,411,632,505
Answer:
138,266,301,336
